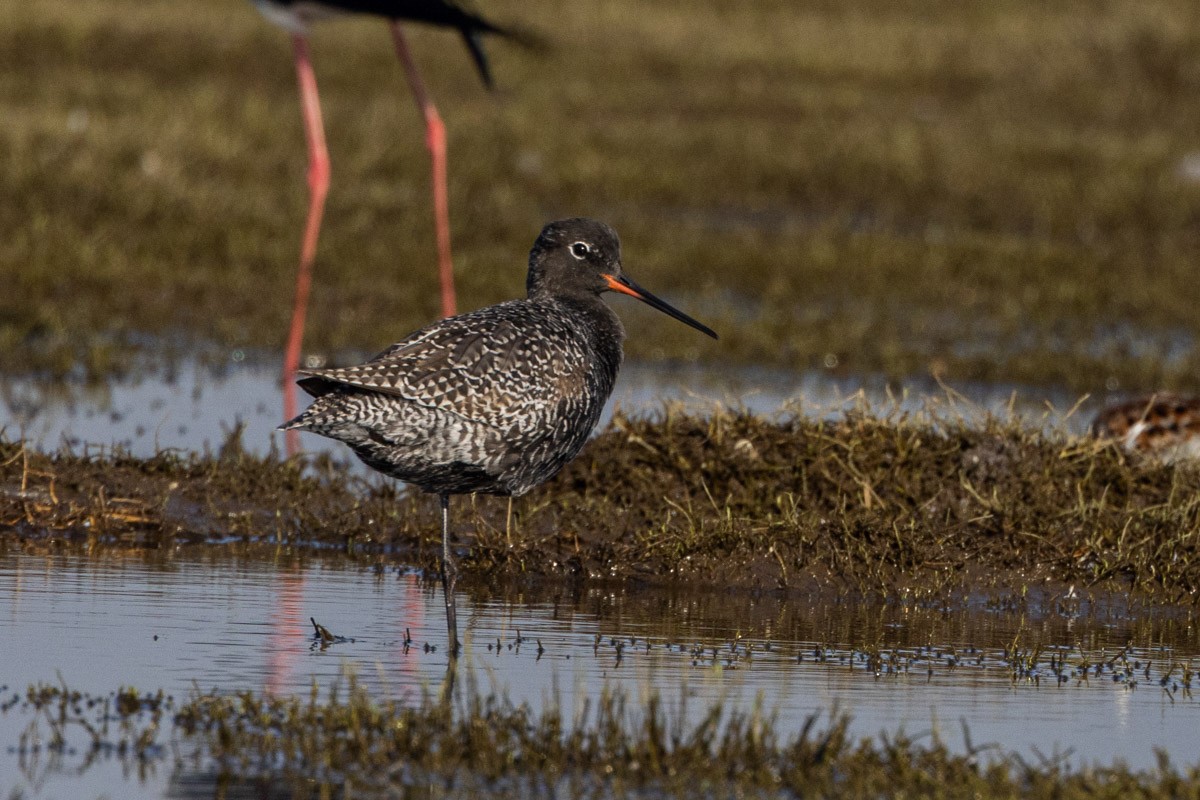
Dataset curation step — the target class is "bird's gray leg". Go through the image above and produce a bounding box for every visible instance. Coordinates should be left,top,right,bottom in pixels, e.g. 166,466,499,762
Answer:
440,493,460,657
505,496,513,549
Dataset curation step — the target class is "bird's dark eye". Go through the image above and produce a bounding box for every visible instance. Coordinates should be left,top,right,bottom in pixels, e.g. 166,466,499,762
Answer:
570,242,591,259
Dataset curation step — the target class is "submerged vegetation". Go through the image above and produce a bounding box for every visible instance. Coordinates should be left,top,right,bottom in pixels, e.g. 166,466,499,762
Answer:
4,406,1200,601
8,674,1200,798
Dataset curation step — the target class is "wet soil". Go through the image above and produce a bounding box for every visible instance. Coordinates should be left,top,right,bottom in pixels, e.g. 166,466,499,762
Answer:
5,408,1199,602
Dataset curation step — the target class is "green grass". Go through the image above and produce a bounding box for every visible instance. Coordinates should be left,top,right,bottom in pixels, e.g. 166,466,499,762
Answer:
4,0,1200,392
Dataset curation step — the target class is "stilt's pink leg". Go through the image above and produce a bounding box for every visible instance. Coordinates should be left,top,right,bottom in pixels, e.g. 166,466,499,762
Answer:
390,22,457,319
283,33,331,456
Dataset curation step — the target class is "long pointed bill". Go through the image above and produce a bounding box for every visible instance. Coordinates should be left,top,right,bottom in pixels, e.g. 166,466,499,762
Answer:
603,273,719,340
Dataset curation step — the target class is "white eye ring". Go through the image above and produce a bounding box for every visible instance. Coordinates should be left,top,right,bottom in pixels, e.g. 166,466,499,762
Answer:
570,241,591,259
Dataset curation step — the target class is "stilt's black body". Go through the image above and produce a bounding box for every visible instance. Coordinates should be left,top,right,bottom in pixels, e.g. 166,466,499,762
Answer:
281,218,717,654
254,0,524,86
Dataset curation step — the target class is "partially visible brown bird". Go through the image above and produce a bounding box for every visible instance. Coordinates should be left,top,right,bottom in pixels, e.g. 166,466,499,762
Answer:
1091,393,1200,461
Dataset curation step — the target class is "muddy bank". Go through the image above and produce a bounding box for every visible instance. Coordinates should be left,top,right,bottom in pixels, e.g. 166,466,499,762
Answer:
4,409,1199,601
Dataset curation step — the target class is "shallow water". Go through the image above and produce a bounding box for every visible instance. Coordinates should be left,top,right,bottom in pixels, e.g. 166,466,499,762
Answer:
0,356,1093,460
2,552,1199,798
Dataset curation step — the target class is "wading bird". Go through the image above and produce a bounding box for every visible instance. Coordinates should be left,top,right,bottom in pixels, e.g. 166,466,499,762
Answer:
1091,393,1200,461
281,218,718,652
252,0,529,453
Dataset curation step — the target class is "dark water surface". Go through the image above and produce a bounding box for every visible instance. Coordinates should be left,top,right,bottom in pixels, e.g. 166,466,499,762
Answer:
2,551,1199,798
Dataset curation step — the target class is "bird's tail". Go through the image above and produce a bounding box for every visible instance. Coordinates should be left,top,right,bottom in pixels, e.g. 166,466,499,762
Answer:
458,19,546,90
277,413,308,432
277,375,341,431
478,19,546,51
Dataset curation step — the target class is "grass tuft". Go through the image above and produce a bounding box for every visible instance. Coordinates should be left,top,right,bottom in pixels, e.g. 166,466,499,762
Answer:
6,404,1200,600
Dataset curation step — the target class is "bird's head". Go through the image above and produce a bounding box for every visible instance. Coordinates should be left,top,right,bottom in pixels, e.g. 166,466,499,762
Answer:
526,218,718,340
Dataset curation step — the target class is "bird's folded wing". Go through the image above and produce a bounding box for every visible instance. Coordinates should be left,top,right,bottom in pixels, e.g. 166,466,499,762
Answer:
297,303,588,427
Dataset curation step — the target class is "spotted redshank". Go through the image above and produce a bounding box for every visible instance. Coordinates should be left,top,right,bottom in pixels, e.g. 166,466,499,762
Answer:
281,218,718,652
